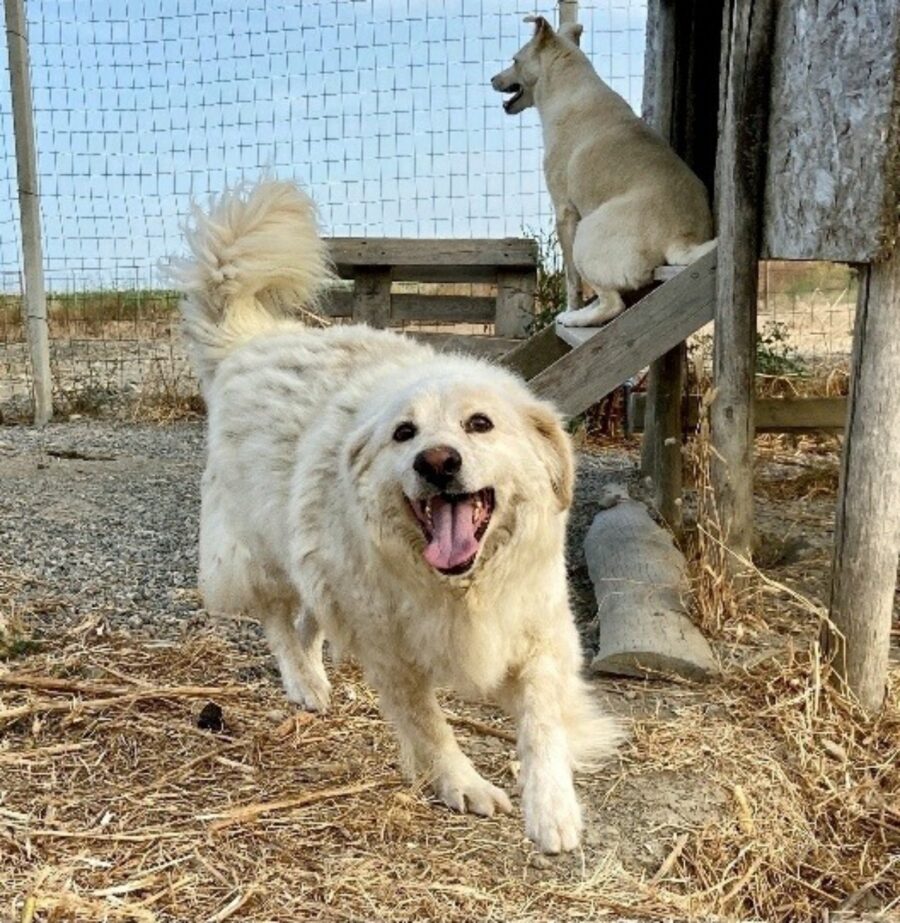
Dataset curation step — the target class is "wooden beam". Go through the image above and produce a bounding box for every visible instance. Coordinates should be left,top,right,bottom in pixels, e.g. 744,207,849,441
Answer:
825,248,900,713
500,324,572,381
352,268,391,328
322,291,496,325
629,394,848,434
406,332,520,359
328,238,537,284
495,269,535,338
529,246,717,417
710,0,774,576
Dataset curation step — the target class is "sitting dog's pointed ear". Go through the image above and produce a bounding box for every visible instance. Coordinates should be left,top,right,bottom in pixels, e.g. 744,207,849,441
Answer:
523,14,552,40
559,22,583,46
527,402,575,511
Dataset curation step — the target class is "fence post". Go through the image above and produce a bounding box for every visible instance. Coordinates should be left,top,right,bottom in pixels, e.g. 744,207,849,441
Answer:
558,0,577,25
4,0,52,424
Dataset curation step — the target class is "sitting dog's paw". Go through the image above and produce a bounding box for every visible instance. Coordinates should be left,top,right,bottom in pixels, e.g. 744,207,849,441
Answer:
433,761,513,817
522,772,583,853
557,308,595,327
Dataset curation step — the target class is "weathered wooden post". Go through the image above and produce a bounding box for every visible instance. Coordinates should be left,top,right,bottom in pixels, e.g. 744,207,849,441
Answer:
640,0,682,531
4,0,52,424
824,249,900,712
641,1,721,536
558,0,577,26
710,0,774,576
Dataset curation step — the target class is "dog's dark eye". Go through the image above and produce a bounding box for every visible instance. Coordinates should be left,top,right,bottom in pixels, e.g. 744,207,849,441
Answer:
393,421,417,442
465,413,494,434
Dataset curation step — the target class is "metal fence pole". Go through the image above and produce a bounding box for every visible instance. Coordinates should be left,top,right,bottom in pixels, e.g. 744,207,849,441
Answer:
559,0,578,24
4,0,52,424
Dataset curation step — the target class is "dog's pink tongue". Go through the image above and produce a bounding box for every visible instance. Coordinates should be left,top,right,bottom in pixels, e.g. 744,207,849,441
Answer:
423,496,479,571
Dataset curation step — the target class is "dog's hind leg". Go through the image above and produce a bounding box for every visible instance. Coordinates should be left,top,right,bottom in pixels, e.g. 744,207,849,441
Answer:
373,664,512,818
556,206,584,312
261,600,331,712
558,197,658,327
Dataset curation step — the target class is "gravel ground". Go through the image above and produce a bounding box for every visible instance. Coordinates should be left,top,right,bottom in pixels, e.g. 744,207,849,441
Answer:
0,420,635,649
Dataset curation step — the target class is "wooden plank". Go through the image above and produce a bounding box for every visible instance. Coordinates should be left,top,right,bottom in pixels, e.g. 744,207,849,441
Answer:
500,324,572,381
553,321,599,349
328,238,537,278
824,248,900,713
630,394,848,434
529,246,716,417
495,270,535,338
763,1,900,262
352,268,391,327
4,0,52,424
710,0,774,576
405,332,519,359
322,290,496,324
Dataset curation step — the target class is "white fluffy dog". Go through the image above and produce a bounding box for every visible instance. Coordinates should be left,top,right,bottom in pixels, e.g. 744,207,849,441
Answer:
170,181,622,853
492,15,715,326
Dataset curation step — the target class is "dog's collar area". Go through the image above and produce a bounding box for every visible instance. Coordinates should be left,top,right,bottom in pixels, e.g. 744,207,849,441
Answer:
406,488,495,575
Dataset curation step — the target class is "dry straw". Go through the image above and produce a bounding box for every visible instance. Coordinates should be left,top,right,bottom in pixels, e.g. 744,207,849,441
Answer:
1,415,898,923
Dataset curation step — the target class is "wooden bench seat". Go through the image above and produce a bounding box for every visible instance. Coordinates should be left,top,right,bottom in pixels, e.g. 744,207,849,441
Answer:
320,237,538,346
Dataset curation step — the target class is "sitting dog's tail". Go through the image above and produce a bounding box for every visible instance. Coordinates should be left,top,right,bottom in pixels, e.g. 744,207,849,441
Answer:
166,180,332,387
664,236,717,267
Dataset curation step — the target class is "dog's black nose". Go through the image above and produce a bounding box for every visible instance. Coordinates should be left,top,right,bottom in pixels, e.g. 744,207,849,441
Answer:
414,446,462,489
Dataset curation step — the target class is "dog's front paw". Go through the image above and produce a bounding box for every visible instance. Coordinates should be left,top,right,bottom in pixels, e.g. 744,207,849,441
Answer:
522,772,583,853
282,671,332,713
433,760,513,817
557,308,590,327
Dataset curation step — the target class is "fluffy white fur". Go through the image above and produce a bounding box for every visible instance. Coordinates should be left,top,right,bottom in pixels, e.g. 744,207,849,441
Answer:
170,180,623,854
492,16,715,326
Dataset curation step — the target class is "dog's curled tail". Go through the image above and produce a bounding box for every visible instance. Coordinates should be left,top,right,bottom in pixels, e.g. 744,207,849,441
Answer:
664,236,717,267
166,180,332,387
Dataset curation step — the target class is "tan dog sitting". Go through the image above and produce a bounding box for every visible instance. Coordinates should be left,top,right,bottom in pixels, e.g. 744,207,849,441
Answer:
492,15,715,327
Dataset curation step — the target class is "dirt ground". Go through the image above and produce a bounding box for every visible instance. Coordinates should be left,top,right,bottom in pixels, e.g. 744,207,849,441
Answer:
0,422,897,922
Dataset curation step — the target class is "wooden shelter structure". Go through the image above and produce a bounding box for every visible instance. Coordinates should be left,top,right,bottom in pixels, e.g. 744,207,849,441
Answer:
507,0,899,712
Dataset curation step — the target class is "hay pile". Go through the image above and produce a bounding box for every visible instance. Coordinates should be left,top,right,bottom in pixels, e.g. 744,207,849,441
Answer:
1,546,898,921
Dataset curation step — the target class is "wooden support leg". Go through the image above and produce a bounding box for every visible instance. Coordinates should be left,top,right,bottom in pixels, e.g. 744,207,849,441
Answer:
644,344,685,536
353,268,392,328
710,0,774,577
824,252,900,713
496,270,535,338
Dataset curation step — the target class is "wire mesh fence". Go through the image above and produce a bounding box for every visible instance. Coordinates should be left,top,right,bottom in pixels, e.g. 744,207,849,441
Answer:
1,0,855,421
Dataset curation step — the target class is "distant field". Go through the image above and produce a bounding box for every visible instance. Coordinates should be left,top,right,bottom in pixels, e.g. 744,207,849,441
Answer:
0,262,858,419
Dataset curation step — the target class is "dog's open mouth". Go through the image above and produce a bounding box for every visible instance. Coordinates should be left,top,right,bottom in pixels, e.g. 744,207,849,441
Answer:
502,84,524,112
407,488,495,576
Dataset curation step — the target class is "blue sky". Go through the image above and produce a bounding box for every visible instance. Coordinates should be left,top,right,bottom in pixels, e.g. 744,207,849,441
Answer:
1,0,646,290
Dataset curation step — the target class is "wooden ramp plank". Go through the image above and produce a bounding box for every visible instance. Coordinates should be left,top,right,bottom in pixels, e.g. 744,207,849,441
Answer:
553,322,600,349
530,246,717,417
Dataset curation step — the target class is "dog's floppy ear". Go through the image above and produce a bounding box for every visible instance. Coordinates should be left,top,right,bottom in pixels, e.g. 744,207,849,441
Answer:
527,401,575,511
523,14,553,40
344,419,376,481
559,22,583,46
